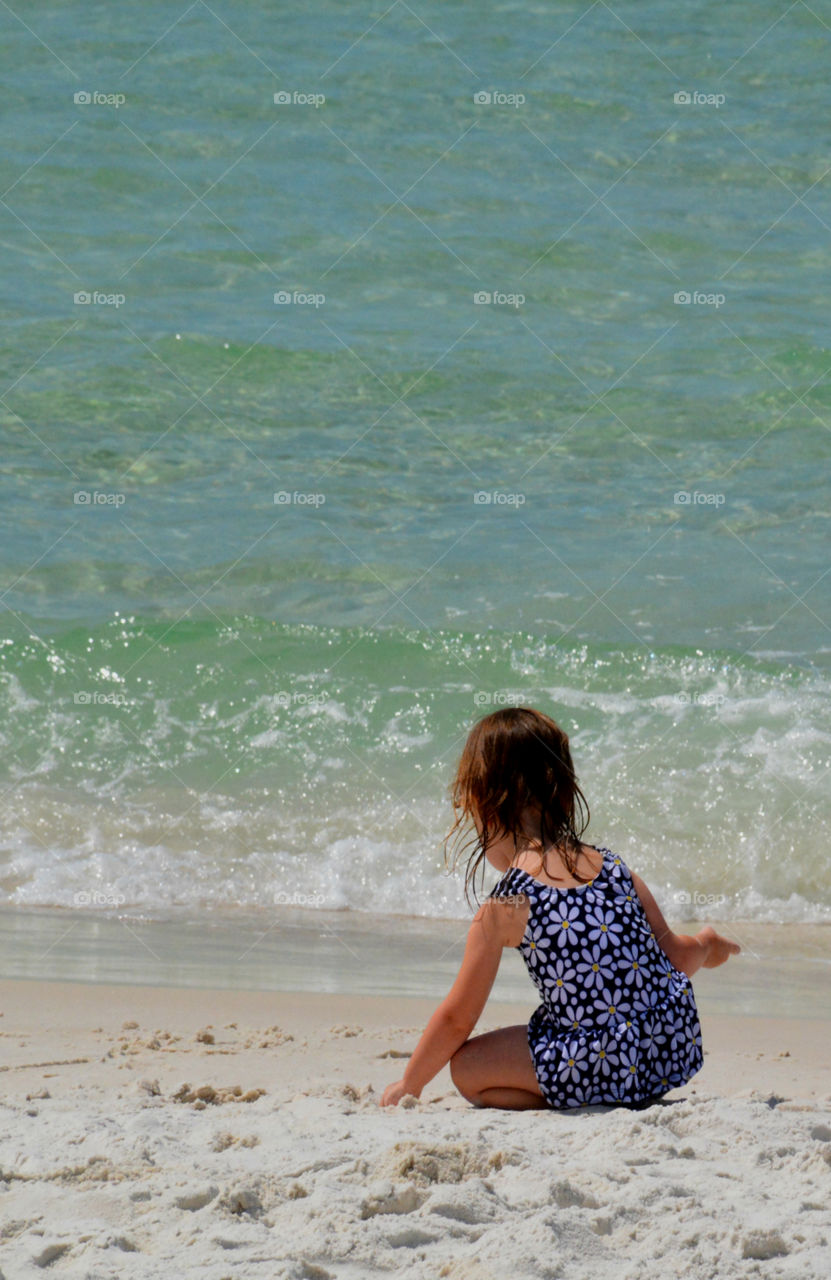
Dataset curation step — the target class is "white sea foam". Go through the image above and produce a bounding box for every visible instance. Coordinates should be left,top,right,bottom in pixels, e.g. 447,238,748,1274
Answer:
2,623,830,924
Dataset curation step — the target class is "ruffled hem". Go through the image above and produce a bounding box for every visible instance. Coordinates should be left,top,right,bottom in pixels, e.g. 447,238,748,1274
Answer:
527,1002,703,1110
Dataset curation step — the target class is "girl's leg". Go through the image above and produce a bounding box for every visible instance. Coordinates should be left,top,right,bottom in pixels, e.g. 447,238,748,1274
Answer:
450,1024,549,1110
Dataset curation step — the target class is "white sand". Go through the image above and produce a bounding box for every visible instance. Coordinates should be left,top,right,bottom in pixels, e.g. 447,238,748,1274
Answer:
1,980,829,1278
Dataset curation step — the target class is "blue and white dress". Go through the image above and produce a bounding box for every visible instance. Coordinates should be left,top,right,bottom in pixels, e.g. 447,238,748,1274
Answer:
488,846,703,1108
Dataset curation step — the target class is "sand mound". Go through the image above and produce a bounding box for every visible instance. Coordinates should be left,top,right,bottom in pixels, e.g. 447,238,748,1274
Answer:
373,1139,519,1186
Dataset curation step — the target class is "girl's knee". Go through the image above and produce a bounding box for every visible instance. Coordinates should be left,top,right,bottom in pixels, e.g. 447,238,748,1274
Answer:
448,1045,466,1087
449,1043,477,1098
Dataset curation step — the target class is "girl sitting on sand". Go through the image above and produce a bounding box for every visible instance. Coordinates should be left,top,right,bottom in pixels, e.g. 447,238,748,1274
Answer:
381,706,739,1110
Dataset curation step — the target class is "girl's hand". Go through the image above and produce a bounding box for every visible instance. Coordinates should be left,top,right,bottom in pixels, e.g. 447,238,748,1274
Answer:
380,1080,420,1107
698,925,741,968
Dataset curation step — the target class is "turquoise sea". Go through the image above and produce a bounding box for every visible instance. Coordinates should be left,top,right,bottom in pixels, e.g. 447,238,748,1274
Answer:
2,2,830,948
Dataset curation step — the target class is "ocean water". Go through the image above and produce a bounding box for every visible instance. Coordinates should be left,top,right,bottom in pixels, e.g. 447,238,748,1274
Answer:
2,2,830,932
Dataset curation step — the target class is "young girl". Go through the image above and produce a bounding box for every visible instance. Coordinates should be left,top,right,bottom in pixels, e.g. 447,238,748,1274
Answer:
381,706,739,1110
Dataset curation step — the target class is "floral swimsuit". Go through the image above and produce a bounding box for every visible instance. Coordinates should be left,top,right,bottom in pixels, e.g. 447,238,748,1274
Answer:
488,846,703,1108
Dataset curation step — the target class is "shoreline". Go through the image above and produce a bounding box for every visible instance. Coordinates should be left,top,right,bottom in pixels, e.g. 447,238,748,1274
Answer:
1,904,829,1020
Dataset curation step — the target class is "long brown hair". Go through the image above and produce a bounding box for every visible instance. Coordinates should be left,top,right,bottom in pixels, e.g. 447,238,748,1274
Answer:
444,706,591,909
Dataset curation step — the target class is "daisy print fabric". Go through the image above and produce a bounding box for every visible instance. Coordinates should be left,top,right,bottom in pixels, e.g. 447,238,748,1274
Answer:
488,848,703,1109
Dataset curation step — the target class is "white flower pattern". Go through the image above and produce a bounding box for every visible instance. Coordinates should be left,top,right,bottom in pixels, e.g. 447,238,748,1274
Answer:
488,848,703,1109
584,902,626,949
574,943,612,992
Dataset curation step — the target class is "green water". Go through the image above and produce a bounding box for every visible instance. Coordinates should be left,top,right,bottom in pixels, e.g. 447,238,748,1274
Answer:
1,1,830,924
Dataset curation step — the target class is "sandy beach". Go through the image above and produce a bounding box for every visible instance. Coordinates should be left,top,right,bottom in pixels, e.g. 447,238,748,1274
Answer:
1,977,829,1279
5,1,831,1276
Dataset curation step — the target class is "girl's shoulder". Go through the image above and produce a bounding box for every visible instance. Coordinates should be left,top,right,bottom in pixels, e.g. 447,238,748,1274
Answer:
596,847,638,892
487,864,526,900
488,845,631,898
602,847,632,876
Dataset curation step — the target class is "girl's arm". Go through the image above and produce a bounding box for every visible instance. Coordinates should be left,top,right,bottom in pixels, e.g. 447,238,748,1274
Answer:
631,872,740,977
380,898,515,1106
